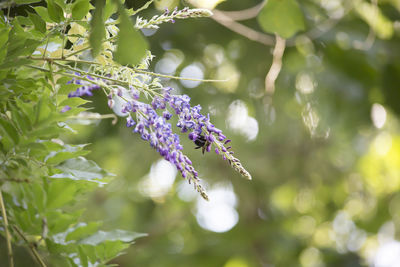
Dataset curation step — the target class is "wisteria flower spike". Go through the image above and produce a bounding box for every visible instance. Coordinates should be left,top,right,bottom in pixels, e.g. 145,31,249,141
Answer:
63,6,251,200
69,72,251,200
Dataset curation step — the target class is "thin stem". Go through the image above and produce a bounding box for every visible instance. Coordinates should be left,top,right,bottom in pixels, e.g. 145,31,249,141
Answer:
0,178,30,183
71,113,118,124
211,9,275,46
13,226,47,267
65,36,117,58
130,68,227,83
42,37,50,59
132,0,154,16
61,24,67,59
52,62,137,87
28,57,227,82
25,65,50,72
265,35,285,95
214,1,266,21
47,61,56,93
0,189,14,267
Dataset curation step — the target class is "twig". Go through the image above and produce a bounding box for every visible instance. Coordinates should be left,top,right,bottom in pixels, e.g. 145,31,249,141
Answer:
132,0,154,16
213,1,355,47
0,178,30,183
71,112,119,125
28,56,227,82
265,35,285,95
0,189,14,267
214,1,265,21
12,226,47,267
211,9,275,46
65,36,118,58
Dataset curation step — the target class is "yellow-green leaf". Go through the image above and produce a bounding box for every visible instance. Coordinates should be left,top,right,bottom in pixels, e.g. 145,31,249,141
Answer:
257,0,305,39
72,0,90,20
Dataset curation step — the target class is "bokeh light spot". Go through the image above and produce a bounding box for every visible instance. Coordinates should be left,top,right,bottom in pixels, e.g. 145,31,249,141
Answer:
195,184,238,233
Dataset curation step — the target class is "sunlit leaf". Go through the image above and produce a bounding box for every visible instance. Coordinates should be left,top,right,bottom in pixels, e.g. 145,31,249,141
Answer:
79,230,147,245
34,6,52,23
46,0,64,23
0,28,10,63
28,12,46,33
47,180,78,209
66,222,102,242
257,0,305,38
0,117,20,145
45,144,89,165
103,0,117,20
51,157,114,183
72,0,90,20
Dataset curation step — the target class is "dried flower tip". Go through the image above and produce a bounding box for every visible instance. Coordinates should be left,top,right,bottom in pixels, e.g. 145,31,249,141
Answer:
180,8,213,18
227,157,252,180
108,99,114,108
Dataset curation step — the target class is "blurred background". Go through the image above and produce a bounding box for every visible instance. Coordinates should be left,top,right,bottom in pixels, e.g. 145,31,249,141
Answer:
64,0,400,266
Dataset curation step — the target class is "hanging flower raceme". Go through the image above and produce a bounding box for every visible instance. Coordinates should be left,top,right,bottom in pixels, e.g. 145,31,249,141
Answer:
68,76,251,200
67,73,102,97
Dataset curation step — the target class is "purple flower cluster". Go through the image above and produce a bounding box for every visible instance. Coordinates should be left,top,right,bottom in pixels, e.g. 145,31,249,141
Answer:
67,77,251,199
121,95,208,200
136,87,252,181
67,74,101,98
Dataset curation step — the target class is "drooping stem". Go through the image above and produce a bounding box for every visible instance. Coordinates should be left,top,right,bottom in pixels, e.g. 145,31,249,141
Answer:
27,56,227,82
13,226,47,267
265,35,285,96
0,178,30,183
0,189,14,267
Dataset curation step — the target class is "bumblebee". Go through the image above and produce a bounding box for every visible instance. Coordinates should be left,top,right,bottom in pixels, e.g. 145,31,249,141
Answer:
194,135,210,154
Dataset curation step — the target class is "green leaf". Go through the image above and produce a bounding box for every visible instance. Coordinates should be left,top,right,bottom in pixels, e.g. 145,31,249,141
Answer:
15,98,34,124
78,246,89,267
0,117,20,145
72,0,90,20
30,124,64,139
45,144,89,165
46,210,83,234
34,95,53,124
66,222,102,242
114,0,148,66
103,0,117,20
0,28,10,48
0,28,10,63
10,104,31,134
46,0,64,23
28,12,46,34
59,96,91,107
90,0,106,58
79,230,147,245
58,83,85,95
47,180,78,209
51,157,114,183
31,182,46,213
53,0,66,9
257,0,305,39
34,6,52,23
